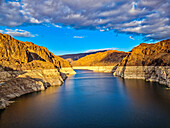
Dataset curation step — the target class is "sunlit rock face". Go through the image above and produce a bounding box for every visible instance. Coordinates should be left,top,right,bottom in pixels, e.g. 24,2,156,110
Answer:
72,50,128,66
71,50,127,72
114,39,170,87
0,33,72,70
0,33,75,109
118,39,170,66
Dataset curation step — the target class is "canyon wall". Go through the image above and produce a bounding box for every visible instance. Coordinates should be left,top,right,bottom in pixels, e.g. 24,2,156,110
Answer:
0,68,67,109
0,33,75,109
72,50,127,66
72,39,170,87
72,50,127,72
113,66,169,87
113,39,170,87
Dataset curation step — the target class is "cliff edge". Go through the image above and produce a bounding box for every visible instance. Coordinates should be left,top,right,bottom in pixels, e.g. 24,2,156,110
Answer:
0,33,75,109
113,39,170,87
72,50,128,66
72,50,127,72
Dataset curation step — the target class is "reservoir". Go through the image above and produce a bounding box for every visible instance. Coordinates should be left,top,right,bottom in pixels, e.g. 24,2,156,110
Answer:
0,70,169,128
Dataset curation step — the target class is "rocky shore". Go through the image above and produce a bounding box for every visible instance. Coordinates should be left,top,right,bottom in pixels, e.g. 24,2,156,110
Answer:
0,33,75,110
0,68,76,110
113,66,170,87
113,39,170,87
72,39,170,87
73,66,116,72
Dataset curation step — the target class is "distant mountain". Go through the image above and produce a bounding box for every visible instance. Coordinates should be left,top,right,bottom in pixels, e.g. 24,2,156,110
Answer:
72,50,128,66
60,50,107,62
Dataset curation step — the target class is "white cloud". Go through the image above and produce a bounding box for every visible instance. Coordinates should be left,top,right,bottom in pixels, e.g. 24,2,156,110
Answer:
100,29,105,32
129,36,135,40
0,30,4,33
30,18,42,24
121,20,144,27
3,29,36,37
85,48,118,53
52,24,62,28
73,36,84,39
0,0,169,40
8,2,20,7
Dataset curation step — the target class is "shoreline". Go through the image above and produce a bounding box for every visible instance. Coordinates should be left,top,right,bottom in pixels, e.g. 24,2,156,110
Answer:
73,66,170,87
0,68,76,110
73,66,116,73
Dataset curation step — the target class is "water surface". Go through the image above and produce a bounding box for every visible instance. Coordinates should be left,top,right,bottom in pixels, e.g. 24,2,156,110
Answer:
0,70,170,128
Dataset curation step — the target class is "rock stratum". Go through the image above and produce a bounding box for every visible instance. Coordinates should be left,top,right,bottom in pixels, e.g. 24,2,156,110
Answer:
72,50,127,72
0,33,72,70
72,39,170,87
72,50,128,66
60,50,108,63
0,33,75,109
113,39,170,87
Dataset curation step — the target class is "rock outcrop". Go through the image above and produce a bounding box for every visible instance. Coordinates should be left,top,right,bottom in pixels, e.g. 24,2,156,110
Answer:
113,39,170,87
73,66,117,73
72,50,127,66
0,33,72,70
60,50,107,62
0,33,75,109
71,50,127,72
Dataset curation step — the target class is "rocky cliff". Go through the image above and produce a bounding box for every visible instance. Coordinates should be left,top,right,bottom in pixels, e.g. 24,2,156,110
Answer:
71,50,127,72
0,33,75,109
60,50,107,62
0,33,72,70
72,50,127,66
113,39,170,87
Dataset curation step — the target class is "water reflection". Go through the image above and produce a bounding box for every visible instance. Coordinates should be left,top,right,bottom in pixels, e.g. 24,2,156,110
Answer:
119,78,170,112
0,70,169,128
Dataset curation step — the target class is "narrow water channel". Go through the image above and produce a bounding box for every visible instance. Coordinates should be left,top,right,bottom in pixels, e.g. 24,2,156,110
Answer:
0,70,169,128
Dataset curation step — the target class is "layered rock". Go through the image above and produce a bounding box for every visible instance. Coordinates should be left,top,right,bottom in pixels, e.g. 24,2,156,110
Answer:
73,66,117,73
113,39,170,87
60,50,107,62
0,33,75,109
0,67,67,109
0,33,72,70
72,50,127,66
72,50,127,72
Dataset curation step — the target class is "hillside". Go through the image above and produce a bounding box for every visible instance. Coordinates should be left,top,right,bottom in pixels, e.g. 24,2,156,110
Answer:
113,39,170,86
60,50,107,62
0,33,75,109
0,33,71,70
119,39,170,66
72,50,128,66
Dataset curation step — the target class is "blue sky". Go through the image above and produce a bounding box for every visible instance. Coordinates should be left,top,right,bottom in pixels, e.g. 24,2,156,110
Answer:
0,24,145,55
0,0,169,55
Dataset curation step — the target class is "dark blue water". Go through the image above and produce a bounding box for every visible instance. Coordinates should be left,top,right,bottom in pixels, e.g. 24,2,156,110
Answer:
0,70,170,128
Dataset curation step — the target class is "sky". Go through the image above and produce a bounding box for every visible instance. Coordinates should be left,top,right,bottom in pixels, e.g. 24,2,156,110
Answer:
0,0,169,55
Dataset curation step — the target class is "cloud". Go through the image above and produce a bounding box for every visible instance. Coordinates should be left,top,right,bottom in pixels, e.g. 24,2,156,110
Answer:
129,36,135,40
0,30,4,33
85,48,118,53
2,29,36,37
0,0,169,40
73,36,84,39
52,24,62,28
